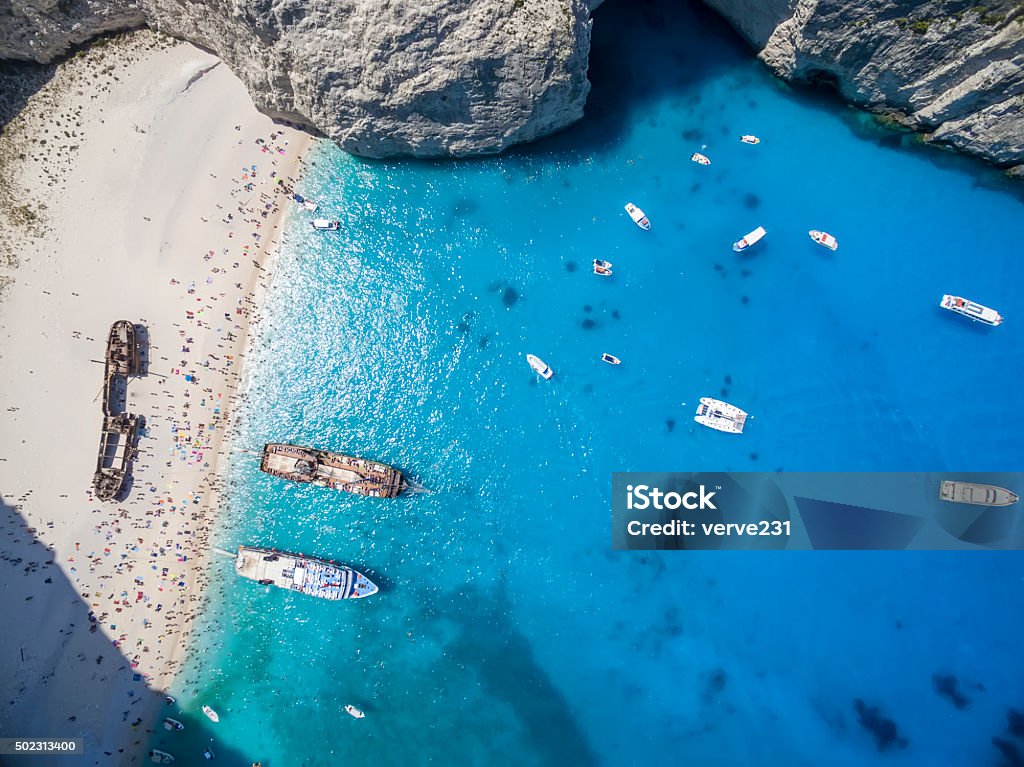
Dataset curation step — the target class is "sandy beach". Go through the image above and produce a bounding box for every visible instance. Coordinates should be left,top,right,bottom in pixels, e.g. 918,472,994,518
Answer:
0,31,310,764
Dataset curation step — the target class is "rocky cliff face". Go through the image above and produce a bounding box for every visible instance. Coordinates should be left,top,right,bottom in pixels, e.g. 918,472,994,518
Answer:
698,0,1024,170
0,0,144,62
0,0,1021,169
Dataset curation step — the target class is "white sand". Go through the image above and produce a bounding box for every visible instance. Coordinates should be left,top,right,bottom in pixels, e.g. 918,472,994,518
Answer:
0,31,310,764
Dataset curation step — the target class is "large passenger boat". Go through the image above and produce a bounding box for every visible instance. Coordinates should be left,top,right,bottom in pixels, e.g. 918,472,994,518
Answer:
939,480,1018,506
939,295,1003,326
235,545,379,600
260,443,407,498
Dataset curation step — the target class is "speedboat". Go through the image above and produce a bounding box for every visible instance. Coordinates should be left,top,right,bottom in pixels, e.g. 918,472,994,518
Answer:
593,260,613,276
939,480,1018,506
310,218,340,231
740,135,760,145
526,354,553,380
345,705,366,719
150,751,175,764
690,152,711,166
162,717,185,731
808,230,838,251
624,203,650,231
601,353,621,365
202,705,220,723
694,397,748,434
939,295,1003,326
732,226,766,253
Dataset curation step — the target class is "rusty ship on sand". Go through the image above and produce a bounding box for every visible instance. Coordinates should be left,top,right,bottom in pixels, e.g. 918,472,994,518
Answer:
235,545,378,600
259,443,408,498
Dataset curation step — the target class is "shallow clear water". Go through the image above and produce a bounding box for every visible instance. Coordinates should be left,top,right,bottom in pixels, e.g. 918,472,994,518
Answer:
157,2,1024,765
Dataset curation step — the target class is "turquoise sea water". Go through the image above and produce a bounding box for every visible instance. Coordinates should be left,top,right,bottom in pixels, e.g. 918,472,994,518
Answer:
156,2,1024,765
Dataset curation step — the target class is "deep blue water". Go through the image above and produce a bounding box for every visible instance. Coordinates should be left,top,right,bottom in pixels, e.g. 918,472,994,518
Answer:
155,2,1024,765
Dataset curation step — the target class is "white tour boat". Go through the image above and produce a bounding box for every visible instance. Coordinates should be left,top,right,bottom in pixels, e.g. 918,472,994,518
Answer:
344,705,366,719
624,202,650,231
732,226,766,253
163,717,185,731
690,152,711,166
740,135,760,145
601,353,621,365
310,218,340,231
526,354,553,380
939,480,1018,506
808,230,838,251
202,705,220,723
694,397,748,434
939,295,1003,326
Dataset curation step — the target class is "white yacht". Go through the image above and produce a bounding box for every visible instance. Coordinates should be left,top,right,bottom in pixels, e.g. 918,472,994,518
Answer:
732,226,766,253
808,230,838,251
526,354,553,380
940,295,1003,326
939,480,1018,506
624,203,650,231
694,397,748,434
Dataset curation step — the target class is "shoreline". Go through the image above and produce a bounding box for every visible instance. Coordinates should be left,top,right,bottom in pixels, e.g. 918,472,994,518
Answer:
0,30,310,765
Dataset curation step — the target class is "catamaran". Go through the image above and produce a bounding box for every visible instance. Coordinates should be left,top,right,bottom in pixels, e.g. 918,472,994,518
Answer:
694,397,748,434
310,218,340,231
808,230,838,251
740,135,760,145
690,152,711,166
526,354,553,380
939,480,1018,506
624,203,650,231
940,295,1003,326
235,545,379,600
733,226,766,253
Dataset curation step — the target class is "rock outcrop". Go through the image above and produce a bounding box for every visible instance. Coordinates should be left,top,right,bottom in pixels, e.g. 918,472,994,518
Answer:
698,0,1024,170
0,1,144,62
0,0,1021,169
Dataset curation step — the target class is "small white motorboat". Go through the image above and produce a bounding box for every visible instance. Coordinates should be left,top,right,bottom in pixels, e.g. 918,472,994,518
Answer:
732,226,766,253
939,480,1018,506
808,230,838,251
694,397,748,434
624,202,650,231
526,354,553,380
592,259,613,276
162,717,185,731
201,705,220,723
310,218,340,231
150,750,175,764
601,353,621,365
164,695,176,706
940,295,1003,326
740,135,760,145
690,152,711,166
345,705,366,719
292,194,318,212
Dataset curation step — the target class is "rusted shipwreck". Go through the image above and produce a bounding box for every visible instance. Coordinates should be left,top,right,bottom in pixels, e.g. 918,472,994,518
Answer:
92,320,143,501
260,443,408,498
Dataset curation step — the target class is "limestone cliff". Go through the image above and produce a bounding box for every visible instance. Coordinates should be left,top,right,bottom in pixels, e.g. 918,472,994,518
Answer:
0,0,1021,168
697,0,1024,170
0,0,144,62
